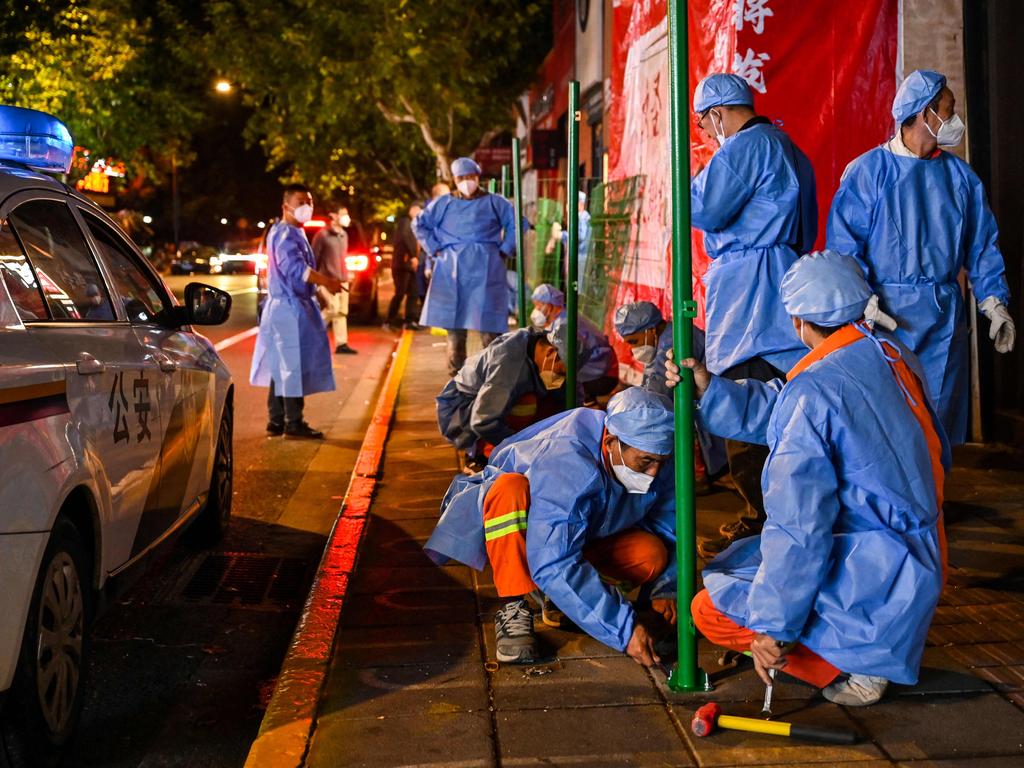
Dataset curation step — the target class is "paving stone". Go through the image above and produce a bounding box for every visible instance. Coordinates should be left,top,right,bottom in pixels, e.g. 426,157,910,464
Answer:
676,698,882,766
844,693,1024,761
896,760,1024,768
306,710,494,768
892,666,992,696
492,656,660,709
986,622,1024,641
480,610,622,662
974,665,1024,692
351,564,476,594
341,587,478,627
333,622,481,668
945,642,1024,668
496,705,694,767
317,659,489,721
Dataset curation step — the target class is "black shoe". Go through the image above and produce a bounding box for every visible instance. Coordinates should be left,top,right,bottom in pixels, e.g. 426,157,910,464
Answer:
335,343,358,354
463,453,487,474
266,422,284,436
404,322,424,331
284,422,324,439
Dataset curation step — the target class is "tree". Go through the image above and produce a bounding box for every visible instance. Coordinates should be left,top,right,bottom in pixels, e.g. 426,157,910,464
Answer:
206,0,549,214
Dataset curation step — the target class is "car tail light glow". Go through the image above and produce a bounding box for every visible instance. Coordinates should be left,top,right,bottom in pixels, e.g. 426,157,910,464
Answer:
345,253,369,273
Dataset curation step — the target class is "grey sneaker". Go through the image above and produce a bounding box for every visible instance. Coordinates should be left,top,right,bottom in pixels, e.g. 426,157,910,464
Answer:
494,599,539,664
822,674,889,706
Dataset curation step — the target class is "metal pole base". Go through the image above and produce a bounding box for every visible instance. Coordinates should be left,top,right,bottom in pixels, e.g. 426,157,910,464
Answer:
667,665,714,693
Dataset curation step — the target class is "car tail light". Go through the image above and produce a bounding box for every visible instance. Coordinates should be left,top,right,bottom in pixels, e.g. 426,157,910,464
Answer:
345,253,369,273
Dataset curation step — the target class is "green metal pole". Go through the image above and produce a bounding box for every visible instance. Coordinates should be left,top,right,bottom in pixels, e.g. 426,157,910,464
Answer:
565,81,580,410
488,177,496,194
667,0,710,693
512,138,527,328
501,164,509,198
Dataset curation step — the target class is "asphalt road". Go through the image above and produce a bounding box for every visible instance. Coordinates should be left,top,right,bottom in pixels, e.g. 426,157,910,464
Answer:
65,271,402,767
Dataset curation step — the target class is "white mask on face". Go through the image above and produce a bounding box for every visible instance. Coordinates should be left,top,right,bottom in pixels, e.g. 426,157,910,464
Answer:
611,440,655,494
797,319,811,349
927,109,966,147
292,204,313,225
456,179,479,197
339,213,352,228
529,308,549,329
710,110,727,146
632,344,657,365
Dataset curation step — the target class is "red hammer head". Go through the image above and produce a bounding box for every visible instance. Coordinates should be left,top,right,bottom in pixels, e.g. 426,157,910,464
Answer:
691,702,722,737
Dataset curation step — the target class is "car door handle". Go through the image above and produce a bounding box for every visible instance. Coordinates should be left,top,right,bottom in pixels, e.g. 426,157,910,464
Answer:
76,354,106,375
151,353,177,373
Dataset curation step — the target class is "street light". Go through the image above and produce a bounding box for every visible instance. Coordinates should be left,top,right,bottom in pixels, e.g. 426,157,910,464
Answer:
219,217,228,225
142,215,153,224
257,221,266,229
214,79,233,94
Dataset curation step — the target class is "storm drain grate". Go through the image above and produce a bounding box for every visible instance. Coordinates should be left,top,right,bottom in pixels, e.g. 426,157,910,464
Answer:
176,553,313,609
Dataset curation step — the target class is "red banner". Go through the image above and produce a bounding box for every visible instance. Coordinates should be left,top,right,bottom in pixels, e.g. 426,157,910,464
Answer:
607,0,898,356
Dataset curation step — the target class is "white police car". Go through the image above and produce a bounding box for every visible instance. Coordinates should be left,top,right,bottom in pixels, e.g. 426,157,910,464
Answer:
0,107,234,765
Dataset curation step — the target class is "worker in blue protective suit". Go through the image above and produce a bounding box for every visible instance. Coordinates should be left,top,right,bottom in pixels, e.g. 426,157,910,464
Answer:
545,191,593,294
415,158,517,377
827,70,1015,446
613,301,727,486
250,184,345,439
436,326,567,473
668,251,947,707
425,388,680,665
690,72,818,557
530,283,618,403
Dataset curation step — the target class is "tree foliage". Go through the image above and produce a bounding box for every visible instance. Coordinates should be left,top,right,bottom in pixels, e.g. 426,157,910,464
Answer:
207,0,549,215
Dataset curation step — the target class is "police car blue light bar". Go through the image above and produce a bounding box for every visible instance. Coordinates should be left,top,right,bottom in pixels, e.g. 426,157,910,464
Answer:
0,106,74,173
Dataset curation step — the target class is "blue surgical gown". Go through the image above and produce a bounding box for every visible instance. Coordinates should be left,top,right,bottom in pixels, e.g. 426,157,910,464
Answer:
692,121,817,375
826,145,1010,445
249,222,335,397
414,192,517,334
424,408,677,652
696,330,947,684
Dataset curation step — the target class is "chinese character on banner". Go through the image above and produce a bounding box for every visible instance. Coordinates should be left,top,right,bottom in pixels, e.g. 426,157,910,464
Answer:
733,48,770,94
108,372,130,444
734,0,773,35
133,373,152,442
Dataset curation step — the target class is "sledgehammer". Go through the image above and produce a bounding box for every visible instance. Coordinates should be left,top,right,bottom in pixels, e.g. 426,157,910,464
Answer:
691,703,859,745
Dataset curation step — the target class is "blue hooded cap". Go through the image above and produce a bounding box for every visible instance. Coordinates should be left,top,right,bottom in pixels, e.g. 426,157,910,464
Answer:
892,70,946,123
546,315,582,364
693,73,754,114
613,301,664,337
605,388,675,455
780,250,872,327
451,157,482,177
531,283,565,308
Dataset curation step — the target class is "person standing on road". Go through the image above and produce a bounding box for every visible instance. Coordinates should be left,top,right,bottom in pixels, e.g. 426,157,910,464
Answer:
689,72,818,558
250,184,343,439
312,204,357,355
827,70,1015,445
417,183,451,308
414,158,517,377
385,202,424,331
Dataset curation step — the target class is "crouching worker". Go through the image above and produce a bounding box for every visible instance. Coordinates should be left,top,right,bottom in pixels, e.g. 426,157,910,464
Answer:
667,250,947,706
436,323,569,473
425,388,679,665
531,283,618,404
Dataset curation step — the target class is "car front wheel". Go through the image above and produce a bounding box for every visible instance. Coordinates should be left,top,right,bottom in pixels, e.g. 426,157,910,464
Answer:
188,404,233,547
2,517,91,767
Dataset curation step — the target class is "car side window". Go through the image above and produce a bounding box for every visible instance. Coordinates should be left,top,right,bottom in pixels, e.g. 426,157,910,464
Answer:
0,223,48,321
83,212,168,324
7,199,115,321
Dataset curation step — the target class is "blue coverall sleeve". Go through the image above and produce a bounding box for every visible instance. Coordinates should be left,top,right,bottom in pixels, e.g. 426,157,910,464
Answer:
638,470,678,599
963,170,1011,305
691,153,755,232
496,195,517,256
526,454,636,652
276,231,311,293
696,375,784,445
825,160,874,265
746,385,840,641
469,348,523,447
413,198,444,255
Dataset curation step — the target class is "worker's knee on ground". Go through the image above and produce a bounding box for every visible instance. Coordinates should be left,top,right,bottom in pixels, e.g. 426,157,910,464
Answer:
588,529,668,584
642,534,670,582
691,589,713,633
484,472,530,518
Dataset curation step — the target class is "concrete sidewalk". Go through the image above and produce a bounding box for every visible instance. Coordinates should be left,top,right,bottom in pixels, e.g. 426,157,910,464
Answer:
302,331,1024,768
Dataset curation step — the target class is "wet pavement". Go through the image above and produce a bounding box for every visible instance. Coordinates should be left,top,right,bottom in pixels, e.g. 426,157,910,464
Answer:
298,331,1024,768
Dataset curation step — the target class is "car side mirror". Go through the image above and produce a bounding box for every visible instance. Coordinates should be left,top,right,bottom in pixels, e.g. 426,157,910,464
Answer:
183,282,232,325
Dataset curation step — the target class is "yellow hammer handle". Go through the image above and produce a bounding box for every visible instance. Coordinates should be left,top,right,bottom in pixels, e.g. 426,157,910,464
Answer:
717,715,792,737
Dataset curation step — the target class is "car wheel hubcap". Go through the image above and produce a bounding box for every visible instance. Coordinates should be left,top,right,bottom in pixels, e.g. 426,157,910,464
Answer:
216,419,232,521
36,552,83,734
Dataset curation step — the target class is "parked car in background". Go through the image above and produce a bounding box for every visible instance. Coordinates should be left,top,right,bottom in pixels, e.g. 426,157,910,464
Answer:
256,217,380,322
0,106,234,766
170,243,219,275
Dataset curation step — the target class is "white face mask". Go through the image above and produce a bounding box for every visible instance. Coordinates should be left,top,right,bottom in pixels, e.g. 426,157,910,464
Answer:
339,214,352,228
529,308,549,329
292,204,313,225
456,179,479,197
710,110,727,146
632,344,657,365
611,440,655,494
926,109,965,147
538,351,565,390
797,319,811,349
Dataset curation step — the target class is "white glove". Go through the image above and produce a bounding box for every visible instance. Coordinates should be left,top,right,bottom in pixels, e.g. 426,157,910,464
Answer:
550,221,563,238
979,296,1016,353
863,294,898,332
